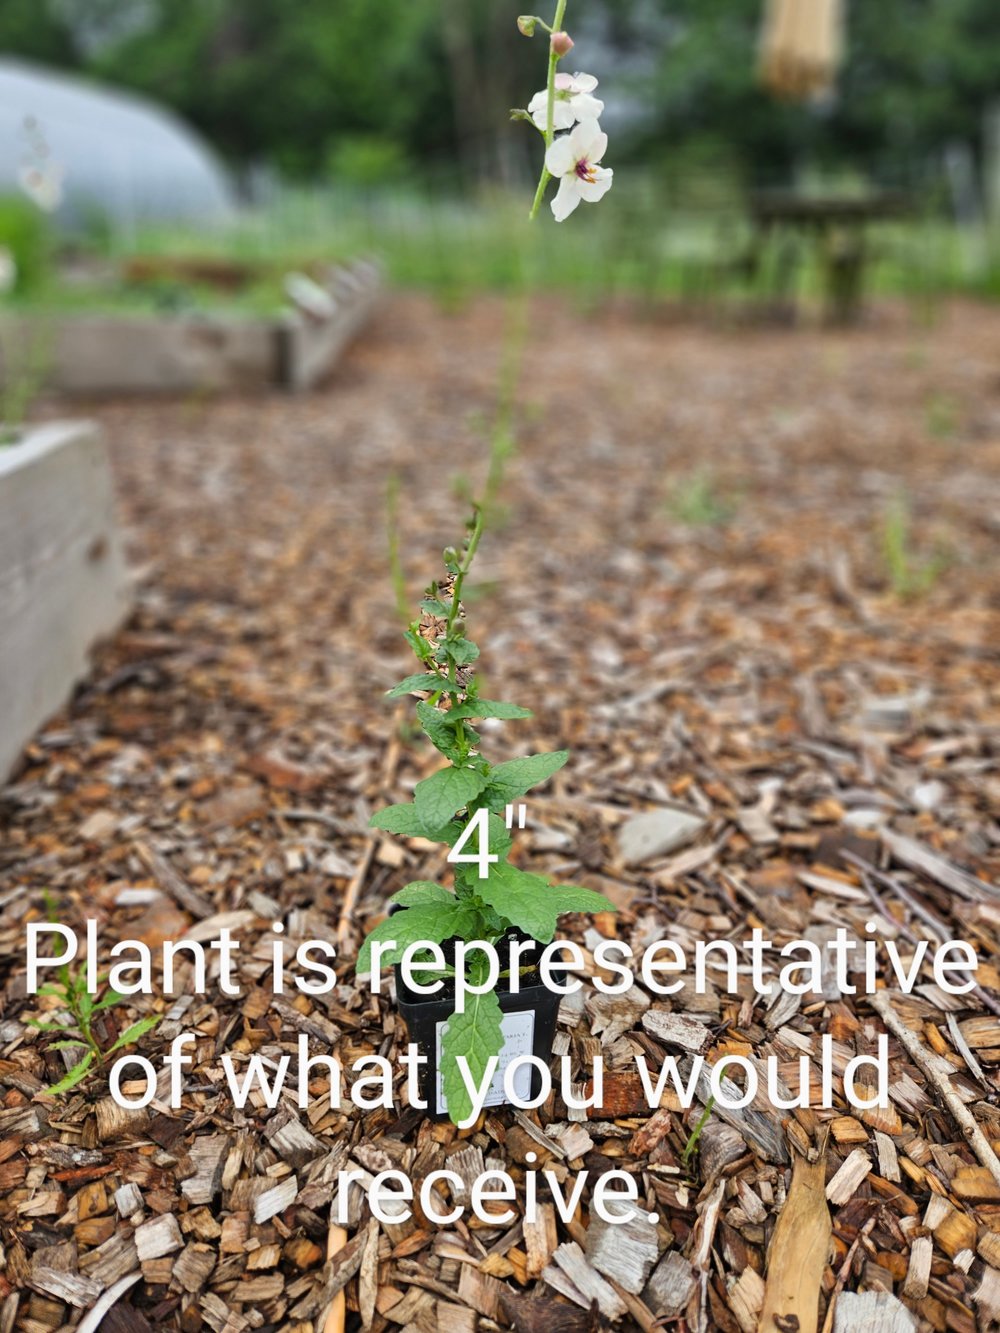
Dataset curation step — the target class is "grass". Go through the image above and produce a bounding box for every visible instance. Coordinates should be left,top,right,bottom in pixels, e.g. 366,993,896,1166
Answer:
925,390,960,441
6,270,288,318
682,1093,719,1169
667,469,738,527
0,324,49,443
27,899,160,1095
11,173,1000,316
880,496,949,599
682,1056,739,1173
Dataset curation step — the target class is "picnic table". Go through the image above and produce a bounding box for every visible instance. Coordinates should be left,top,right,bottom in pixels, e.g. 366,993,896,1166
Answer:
747,190,910,323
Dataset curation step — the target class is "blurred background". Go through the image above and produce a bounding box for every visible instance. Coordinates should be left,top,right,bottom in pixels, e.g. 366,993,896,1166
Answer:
1,0,1000,312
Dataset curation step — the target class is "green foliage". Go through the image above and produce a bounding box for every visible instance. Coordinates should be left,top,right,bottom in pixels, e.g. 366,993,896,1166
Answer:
475,862,611,945
0,325,49,444
357,900,481,973
389,881,456,908
3,0,998,195
880,496,949,600
450,700,533,721
76,0,452,178
414,765,488,829
681,1056,739,1172
364,506,614,1124
0,1,77,64
27,911,161,1096
925,391,959,441
481,751,569,809
667,469,737,528
386,672,452,699
0,195,53,296
328,135,411,188
441,982,504,1126
370,803,453,838
682,1094,717,1171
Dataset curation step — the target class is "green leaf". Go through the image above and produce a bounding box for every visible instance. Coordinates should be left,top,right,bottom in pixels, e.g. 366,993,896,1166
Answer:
386,672,452,699
420,597,450,616
440,983,504,1127
450,811,513,868
373,799,426,831
35,983,68,999
389,881,455,907
476,862,562,942
376,809,510,864
371,802,466,849
482,751,569,810
92,988,127,1013
450,700,533,721
107,1015,161,1055
45,1052,95,1097
357,901,480,974
27,1018,73,1032
47,1039,90,1051
415,701,460,757
441,638,479,666
414,767,488,830
545,883,616,916
477,865,614,943
370,804,430,835
404,629,434,661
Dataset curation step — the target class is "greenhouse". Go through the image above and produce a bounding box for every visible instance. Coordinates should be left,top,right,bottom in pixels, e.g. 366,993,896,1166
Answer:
0,57,232,232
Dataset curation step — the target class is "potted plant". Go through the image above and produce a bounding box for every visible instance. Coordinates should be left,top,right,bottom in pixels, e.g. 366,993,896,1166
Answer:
357,505,614,1125
357,0,618,1125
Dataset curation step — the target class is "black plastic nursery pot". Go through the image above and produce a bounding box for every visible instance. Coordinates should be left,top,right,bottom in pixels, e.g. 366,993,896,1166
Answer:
393,931,560,1122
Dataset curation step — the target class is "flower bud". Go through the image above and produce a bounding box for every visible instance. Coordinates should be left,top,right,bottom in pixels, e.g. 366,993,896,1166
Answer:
442,546,460,568
517,15,537,36
550,30,574,56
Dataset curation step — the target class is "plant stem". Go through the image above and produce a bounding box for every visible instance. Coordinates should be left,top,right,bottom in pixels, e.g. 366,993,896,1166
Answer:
481,295,527,519
447,507,485,639
528,0,569,221
443,506,485,749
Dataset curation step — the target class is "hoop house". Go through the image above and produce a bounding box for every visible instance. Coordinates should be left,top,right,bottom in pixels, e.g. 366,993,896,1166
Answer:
0,58,233,233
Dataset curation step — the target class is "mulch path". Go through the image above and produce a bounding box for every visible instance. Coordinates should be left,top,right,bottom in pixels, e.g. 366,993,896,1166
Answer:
2,294,999,1333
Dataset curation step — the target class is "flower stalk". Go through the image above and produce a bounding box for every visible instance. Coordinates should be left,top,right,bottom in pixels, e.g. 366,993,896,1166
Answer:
528,0,569,220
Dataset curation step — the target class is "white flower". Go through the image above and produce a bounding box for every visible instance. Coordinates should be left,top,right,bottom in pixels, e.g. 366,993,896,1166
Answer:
0,248,16,296
528,72,604,131
545,120,613,222
19,162,63,213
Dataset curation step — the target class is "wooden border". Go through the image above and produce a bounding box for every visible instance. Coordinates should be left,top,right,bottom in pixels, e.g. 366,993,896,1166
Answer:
0,420,130,781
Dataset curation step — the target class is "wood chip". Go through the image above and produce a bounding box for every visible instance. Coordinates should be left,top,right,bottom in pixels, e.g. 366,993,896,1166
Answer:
254,1176,298,1223
825,1148,873,1205
134,1213,183,1262
544,1242,627,1321
901,1235,931,1299
585,1203,659,1295
833,1290,917,1332
760,1138,831,1333
644,1250,696,1321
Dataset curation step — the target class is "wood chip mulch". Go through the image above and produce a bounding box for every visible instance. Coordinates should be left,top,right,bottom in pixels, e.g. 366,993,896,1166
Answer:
1,294,999,1333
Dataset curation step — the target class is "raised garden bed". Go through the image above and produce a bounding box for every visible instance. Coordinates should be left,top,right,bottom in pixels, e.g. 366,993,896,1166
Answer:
0,258,380,397
0,419,129,781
